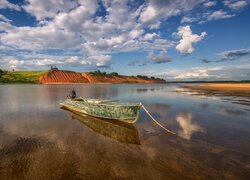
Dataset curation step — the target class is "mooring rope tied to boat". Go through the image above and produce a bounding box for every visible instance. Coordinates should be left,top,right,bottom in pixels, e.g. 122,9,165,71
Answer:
141,104,176,135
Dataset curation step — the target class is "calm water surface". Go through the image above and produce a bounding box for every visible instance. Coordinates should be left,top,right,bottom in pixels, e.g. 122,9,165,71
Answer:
0,84,250,179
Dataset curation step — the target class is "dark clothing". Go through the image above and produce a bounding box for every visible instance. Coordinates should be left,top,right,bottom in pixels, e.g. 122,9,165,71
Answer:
68,90,76,99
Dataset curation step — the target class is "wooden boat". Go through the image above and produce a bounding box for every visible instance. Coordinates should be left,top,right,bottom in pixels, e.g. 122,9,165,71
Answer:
61,107,140,144
60,98,141,123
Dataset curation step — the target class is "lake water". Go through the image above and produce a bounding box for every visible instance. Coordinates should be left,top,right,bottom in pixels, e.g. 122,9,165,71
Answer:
0,84,250,179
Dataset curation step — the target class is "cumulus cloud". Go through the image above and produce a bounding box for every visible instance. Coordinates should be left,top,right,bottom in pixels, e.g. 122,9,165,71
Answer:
224,0,248,10
175,25,206,55
147,51,171,64
139,0,202,29
86,55,112,68
0,14,11,22
206,10,235,21
144,64,250,81
219,48,250,61
7,58,61,70
128,51,171,66
0,0,248,71
176,112,204,140
22,0,80,20
203,1,217,7
0,21,15,32
1,24,81,50
0,53,112,70
0,0,179,69
200,48,250,63
0,0,20,10
140,33,158,41
182,8,237,24
181,16,197,23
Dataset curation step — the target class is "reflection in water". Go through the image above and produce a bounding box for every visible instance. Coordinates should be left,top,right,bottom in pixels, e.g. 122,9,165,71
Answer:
219,106,247,117
136,87,163,93
175,87,221,101
176,112,204,140
200,103,209,109
0,84,250,179
176,86,250,108
62,108,140,144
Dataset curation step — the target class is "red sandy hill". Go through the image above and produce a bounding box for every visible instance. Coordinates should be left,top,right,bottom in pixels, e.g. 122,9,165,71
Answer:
39,70,166,84
39,70,88,84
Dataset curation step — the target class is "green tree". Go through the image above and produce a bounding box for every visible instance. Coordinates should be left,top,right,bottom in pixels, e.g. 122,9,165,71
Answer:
110,72,119,76
0,69,7,78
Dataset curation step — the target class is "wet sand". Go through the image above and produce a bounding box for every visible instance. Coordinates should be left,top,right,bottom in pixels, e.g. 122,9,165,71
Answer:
182,83,250,97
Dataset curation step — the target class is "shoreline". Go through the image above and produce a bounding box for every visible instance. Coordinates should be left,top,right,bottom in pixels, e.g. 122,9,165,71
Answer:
182,83,250,97
0,82,167,85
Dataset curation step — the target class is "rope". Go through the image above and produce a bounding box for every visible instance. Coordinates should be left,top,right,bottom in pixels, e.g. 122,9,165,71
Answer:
141,132,168,145
141,104,176,135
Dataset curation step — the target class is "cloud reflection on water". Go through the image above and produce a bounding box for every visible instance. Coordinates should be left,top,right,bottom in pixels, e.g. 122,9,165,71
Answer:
176,112,204,140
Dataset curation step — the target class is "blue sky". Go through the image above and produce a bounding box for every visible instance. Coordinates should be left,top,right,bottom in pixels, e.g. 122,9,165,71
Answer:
0,0,250,80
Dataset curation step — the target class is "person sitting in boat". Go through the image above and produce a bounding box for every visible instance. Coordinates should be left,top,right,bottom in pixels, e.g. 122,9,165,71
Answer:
68,90,76,99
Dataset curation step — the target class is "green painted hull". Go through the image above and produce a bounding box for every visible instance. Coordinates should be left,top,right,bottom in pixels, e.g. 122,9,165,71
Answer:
60,98,141,123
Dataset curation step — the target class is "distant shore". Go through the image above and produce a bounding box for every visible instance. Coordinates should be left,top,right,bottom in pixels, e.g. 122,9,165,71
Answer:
0,70,166,84
182,83,250,97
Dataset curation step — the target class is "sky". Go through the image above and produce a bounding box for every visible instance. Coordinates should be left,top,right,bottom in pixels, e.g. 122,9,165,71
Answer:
0,0,250,81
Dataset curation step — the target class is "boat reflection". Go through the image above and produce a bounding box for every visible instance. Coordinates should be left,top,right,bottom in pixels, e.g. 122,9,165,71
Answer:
61,107,140,144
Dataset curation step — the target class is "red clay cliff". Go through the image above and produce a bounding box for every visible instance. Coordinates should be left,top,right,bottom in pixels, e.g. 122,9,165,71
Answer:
39,70,166,84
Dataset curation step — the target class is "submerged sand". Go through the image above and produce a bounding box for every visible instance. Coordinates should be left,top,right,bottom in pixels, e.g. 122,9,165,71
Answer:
182,83,250,97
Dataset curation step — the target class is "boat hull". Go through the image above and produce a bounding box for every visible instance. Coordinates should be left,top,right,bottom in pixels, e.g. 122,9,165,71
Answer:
60,99,141,123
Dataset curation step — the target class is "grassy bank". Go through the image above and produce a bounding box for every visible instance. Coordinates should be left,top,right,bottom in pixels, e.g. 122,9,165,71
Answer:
0,70,49,84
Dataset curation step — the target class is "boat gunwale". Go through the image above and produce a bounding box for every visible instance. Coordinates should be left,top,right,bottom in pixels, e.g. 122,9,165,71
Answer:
60,103,139,123
68,98,141,107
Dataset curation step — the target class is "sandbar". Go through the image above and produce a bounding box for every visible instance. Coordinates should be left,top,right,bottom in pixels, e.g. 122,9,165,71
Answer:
182,83,250,97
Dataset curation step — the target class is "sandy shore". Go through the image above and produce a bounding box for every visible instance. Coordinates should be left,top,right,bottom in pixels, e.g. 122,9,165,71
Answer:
182,83,250,97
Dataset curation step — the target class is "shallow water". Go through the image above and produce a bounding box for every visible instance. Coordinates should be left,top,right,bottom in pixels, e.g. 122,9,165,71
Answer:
0,84,250,179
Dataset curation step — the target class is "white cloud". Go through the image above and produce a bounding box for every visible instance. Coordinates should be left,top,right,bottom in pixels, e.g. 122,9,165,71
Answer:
0,21,15,32
207,10,235,21
147,51,171,64
176,112,204,140
22,0,80,20
145,64,250,81
102,0,140,31
230,1,248,9
0,0,248,71
0,24,81,50
6,57,64,70
175,25,206,55
0,14,11,22
0,0,20,10
140,33,158,41
181,16,197,23
129,29,145,39
54,1,99,34
224,0,248,10
0,53,112,70
203,1,217,7
86,55,112,68
139,0,203,28
181,7,238,24
0,0,178,69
